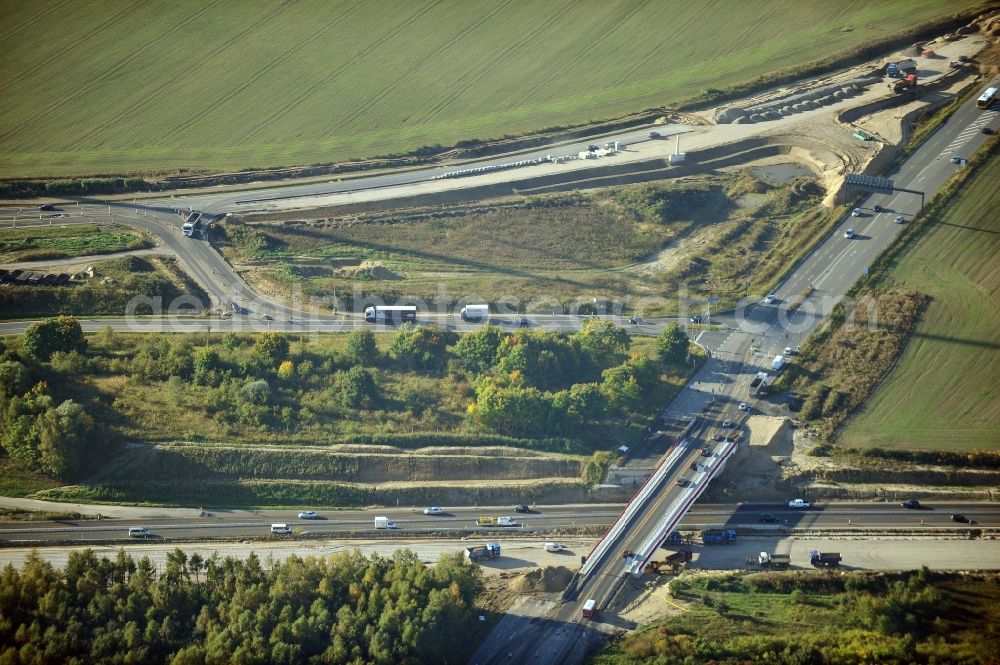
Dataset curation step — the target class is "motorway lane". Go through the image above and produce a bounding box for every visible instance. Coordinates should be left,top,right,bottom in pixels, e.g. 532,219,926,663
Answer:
642,81,1000,430
0,314,678,337
3,503,996,544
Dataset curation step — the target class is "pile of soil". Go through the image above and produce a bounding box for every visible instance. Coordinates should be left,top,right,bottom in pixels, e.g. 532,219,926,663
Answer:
509,566,573,594
336,261,400,280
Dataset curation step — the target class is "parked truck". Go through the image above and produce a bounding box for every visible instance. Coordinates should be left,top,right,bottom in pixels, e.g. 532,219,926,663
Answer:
758,552,790,569
646,550,692,574
476,516,519,527
660,531,687,547
701,529,737,545
886,59,917,78
749,371,769,396
465,543,501,562
809,550,842,567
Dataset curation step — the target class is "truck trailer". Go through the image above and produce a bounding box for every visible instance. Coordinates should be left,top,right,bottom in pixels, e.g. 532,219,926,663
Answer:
364,306,417,324
374,516,397,529
464,543,501,562
460,304,489,321
701,529,737,545
646,550,692,574
476,516,519,527
758,552,790,569
809,550,842,567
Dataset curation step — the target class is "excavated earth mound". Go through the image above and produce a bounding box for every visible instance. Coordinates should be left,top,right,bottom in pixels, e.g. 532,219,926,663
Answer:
509,566,574,594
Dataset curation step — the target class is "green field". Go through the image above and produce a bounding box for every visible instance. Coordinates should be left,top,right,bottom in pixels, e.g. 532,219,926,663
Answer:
0,0,980,178
839,151,1000,450
0,224,150,261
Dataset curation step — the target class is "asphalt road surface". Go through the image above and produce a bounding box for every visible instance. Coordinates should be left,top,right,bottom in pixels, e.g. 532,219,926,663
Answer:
147,126,690,215
1,502,996,545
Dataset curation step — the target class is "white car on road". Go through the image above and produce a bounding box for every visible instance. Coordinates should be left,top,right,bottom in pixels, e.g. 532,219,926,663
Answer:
423,506,443,515
844,228,855,239
297,511,318,519
544,542,564,552
851,208,862,217
788,499,811,509
764,294,777,304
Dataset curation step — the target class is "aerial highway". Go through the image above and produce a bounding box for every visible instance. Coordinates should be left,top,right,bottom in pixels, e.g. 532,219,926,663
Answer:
1,502,996,545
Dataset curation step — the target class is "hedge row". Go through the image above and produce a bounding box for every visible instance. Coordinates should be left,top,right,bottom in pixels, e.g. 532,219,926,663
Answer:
0,177,154,199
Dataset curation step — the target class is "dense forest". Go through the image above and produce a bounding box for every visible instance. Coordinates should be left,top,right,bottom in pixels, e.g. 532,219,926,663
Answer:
0,547,482,665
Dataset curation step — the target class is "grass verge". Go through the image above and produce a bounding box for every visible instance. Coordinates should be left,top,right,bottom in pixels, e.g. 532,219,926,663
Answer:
0,223,152,262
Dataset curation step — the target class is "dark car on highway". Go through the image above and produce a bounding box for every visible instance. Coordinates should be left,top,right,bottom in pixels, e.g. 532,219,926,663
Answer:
951,513,969,523
514,504,530,513
39,204,56,211
759,513,779,523
901,499,921,509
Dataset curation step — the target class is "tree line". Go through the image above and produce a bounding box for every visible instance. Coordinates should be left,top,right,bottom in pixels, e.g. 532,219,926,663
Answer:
0,317,691,481
1,316,114,479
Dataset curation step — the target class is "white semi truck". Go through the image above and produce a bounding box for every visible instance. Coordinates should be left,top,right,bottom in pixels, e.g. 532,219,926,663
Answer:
364,306,417,324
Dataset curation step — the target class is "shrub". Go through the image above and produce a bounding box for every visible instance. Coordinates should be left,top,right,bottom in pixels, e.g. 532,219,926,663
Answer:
343,328,378,366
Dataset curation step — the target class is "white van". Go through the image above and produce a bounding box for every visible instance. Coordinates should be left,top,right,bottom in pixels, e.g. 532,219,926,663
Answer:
270,523,292,535
128,527,149,539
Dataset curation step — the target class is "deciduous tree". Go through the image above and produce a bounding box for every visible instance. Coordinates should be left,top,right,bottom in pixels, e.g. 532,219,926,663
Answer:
22,315,86,361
